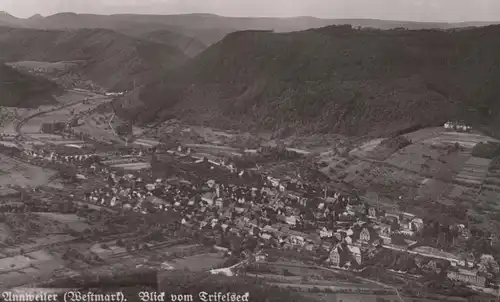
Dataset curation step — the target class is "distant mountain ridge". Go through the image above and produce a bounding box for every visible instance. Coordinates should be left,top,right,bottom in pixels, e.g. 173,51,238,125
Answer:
0,12,499,45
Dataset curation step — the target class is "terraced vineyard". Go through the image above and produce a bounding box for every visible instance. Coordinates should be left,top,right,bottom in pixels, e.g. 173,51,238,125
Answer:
482,161,500,192
454,157,491,186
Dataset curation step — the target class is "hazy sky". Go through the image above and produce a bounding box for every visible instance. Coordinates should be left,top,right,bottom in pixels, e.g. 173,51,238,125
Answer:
2,0,500,22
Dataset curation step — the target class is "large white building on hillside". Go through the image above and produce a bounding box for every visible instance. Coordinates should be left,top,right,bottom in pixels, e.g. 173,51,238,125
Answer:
444,121,472,132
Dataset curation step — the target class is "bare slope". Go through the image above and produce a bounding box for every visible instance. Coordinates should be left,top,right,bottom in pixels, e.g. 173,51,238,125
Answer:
0,27,188,90
0,63,61,107
126,25,500,137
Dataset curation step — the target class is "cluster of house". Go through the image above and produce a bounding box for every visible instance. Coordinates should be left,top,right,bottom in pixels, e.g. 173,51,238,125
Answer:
68,151,424,271
6,138,500,288
22,148,100,164
446,253,500,287
81,152,500,288
444,121,472,132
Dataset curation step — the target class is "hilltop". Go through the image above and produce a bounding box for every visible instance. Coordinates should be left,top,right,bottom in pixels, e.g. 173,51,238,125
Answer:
121,25,500,137
0,27,188,90
0,12,499,46
0,63,61,107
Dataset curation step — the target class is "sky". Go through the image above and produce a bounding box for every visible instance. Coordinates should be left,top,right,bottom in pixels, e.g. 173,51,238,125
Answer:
2,0,500,22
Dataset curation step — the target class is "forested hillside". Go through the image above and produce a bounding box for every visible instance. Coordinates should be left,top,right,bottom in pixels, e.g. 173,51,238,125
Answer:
126,25,500,137
0,27,188,91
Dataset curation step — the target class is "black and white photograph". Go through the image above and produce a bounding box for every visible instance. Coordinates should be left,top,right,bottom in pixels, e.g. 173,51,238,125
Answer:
0,0,499,301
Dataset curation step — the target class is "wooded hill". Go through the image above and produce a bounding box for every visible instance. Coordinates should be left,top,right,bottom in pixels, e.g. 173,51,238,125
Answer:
0,27,189,91
125,25,500,137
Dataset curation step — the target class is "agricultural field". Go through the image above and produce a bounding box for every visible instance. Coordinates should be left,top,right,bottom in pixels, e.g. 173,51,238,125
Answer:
403,127,443,142
88,240,223,272
422,131,497,148
6,61,80,73
0,250,65,288
169,252,226,271
3,234,76,255
74,113,122,143
0,141,18,149
0,213,90,287
0,154,57,187
318,154,350,174
437,184,479,207
89,242,136,259
246,261,380,291
47,140,86,146
20,119,42,133
358,163,424,202
348,138,384,158
320,155,424,206
89,239,189,261
56,90,98,104
0,222,13,243
385,143,467,181
133,138,160,148
417,178,452,203
2,212,70,244
454,157,491,186
185,125,272,150
0,107,32,135
317,127,500,222
34,213,90,232
366,136,412,161
26,133,64,140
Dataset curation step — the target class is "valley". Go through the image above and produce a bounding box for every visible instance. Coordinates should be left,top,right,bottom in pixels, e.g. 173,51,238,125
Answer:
0,9,500,302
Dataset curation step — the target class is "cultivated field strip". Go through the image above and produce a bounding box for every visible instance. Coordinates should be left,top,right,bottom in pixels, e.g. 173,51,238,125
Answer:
110,162,151,170
1,231,139,258
454,157,491,185
105,238,189,260
422,132,496,148
133,138,161,147
438,184,479,206
483,168,500,192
